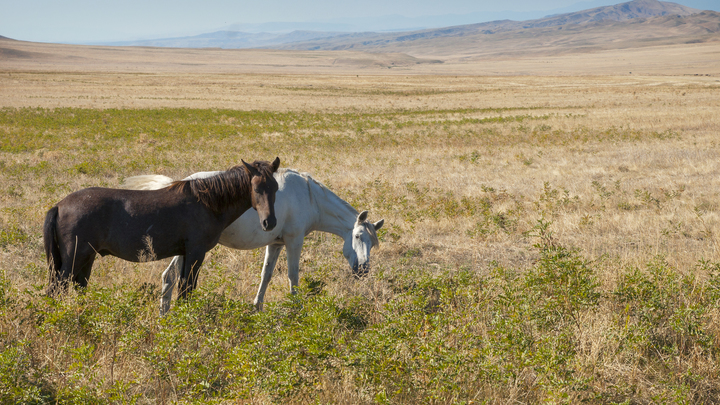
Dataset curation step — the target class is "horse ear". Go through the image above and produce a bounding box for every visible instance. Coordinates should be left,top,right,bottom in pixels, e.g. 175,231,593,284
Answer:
271,157,280,172
373,219,384,230
357,210,368,223
242,159,259,176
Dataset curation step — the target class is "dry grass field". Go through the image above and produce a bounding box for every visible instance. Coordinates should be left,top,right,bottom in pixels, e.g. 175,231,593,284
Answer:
2,39,720,403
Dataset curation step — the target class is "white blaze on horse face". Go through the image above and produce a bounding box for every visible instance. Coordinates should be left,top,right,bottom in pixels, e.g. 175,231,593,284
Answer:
344,222,372,277
343,212,383,278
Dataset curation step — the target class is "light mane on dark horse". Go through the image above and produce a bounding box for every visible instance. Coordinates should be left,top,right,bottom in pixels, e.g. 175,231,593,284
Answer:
167,163,271,214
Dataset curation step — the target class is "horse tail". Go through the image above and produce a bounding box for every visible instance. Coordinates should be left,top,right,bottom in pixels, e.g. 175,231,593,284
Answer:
121,174,174,191
43,206,62,274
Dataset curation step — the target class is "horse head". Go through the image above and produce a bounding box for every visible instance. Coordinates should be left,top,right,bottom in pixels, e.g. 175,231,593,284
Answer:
343,210,384,278
243,157,281,231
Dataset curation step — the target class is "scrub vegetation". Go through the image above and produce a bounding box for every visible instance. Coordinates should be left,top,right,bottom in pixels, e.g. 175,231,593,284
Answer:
2,74,720,403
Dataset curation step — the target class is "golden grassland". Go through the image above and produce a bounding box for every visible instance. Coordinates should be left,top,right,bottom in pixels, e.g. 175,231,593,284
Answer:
4,73,720,273
2,48,720,402
2,37,720,79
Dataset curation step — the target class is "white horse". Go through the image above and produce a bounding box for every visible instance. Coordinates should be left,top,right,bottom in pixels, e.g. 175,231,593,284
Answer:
123,168,384,314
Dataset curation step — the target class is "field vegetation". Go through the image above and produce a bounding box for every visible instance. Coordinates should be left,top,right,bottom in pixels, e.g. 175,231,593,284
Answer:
1,73,720,403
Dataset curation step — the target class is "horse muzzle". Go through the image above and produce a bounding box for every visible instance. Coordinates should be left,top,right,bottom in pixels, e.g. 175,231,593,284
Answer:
352,262,370,279
261,215,277,231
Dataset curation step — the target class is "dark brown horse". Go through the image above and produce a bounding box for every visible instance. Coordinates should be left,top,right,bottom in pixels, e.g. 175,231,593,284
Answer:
44,157,280,300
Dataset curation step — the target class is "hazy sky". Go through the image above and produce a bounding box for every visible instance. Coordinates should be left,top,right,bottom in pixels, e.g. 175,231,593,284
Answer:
1,0,718,43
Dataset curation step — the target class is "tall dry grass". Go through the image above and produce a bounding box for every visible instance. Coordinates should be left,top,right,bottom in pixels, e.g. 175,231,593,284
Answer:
1,74,720,403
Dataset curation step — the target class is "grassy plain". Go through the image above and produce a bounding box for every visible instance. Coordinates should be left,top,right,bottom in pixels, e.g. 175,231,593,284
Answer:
2,45,720,402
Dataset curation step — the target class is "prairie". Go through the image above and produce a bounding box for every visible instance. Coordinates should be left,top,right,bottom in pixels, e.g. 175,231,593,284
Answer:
2,41,720,402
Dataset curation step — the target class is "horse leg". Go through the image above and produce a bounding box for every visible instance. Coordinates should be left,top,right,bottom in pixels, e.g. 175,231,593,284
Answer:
48,265,71,296
285,238,304,294
253,244,283,311
177,251,205,301
59,240,95,292
160,256,181,315
72,253,96,289
48,237,80,296
47,257,70,297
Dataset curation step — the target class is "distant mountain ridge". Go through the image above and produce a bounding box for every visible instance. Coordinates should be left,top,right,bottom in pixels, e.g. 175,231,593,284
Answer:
278,0,703,51
525,0,698,27
110,30,350,49
103,0,703,50
84,0,720,63
277,0,720,59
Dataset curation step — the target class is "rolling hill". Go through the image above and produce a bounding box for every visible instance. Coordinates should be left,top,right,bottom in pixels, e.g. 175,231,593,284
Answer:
275,0,719,59
0,0,719,76
101,0,711,56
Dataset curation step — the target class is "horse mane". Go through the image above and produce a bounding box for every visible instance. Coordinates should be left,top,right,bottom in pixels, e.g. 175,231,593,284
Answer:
277,168,358,216
278,168,378,245
168,162,272,213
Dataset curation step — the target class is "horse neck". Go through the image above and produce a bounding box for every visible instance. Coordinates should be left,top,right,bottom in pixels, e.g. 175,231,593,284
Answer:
224,174,255,223
307,180,358,238
221,198,253,225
